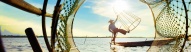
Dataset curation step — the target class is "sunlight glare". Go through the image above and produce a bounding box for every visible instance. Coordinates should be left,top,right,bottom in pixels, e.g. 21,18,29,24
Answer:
112,0,130,14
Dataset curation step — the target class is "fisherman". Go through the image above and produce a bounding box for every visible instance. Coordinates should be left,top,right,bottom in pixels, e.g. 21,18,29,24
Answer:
108,16,130,44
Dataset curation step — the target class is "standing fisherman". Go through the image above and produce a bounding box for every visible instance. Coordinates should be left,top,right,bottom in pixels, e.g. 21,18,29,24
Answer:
108,16,130,44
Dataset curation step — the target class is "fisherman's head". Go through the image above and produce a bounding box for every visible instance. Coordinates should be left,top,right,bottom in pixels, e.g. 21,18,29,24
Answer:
109,20,114,23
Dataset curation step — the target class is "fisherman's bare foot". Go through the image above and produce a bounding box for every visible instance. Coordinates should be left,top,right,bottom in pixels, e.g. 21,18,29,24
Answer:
123,31,130,35
123,33,126,35
127,31,130,33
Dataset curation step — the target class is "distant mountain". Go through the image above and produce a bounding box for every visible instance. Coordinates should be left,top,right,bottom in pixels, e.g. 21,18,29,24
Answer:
1,29,20,36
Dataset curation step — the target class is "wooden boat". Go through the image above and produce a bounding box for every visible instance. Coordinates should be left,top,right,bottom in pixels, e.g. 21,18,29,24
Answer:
111,38,174,47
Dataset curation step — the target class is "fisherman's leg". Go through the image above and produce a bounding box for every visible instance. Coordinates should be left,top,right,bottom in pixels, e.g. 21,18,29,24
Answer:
112,33,116,40
113,33,116,44
118,29,129,35
112,29,119,44
111,33,114,41
112,29,118,42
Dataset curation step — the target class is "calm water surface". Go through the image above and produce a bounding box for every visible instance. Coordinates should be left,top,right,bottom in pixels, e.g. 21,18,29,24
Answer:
3,37,190,52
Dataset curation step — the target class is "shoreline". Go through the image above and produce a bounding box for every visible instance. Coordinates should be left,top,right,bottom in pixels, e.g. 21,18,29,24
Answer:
1,36,154,38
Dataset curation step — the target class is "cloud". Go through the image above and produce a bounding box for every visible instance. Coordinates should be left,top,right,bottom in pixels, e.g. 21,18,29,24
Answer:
83,6,91,8
133,25,149,32
73,21,111,37
135,8,154,26
91,0,116,19
0,16,51,36
73,28,106,37
90,0,140,19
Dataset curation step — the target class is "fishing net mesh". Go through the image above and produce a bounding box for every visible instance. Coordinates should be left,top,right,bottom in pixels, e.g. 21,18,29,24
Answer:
117,11,141,31
113,5,141,32
140,0,191,52
54,0,84,52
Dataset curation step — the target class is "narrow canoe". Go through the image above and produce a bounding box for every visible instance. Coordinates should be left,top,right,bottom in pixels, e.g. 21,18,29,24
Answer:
112,39,174,47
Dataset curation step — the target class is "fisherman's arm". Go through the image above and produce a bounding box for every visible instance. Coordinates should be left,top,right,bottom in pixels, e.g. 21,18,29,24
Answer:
114,15,119,23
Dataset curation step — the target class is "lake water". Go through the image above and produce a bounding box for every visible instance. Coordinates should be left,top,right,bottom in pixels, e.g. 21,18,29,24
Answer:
2,37,190,52
74,38,153,52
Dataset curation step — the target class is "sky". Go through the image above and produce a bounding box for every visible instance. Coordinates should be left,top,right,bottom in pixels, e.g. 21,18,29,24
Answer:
0,0,155,37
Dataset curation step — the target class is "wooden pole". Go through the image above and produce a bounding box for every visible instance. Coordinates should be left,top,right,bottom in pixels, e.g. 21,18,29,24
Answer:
41,0,52,52
0,26,5,52
25,28,42,52
51,0,61,51
0,0,52,17
181,0,188,52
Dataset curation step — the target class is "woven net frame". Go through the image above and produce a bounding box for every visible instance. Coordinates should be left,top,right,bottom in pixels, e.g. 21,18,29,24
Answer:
54,0,85,52
140,0,191,52
113,7,141,32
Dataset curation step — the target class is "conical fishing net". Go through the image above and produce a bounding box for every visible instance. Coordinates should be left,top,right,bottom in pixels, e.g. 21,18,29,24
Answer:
140,0,191,52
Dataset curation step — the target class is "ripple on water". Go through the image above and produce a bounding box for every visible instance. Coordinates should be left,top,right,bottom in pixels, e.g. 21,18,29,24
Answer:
17,45,22,47
17,48,23,51
27,46,31,47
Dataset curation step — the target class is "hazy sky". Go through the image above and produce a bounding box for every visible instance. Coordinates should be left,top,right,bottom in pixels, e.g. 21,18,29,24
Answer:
0,0,155,37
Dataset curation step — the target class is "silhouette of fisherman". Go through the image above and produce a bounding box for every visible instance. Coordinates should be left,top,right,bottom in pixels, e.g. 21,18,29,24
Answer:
108,16,130,44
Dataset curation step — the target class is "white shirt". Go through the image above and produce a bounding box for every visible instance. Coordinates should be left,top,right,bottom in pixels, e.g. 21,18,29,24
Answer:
109,23,117,31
